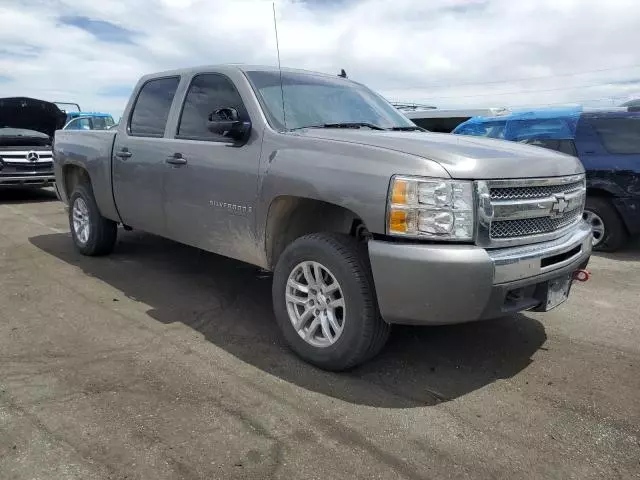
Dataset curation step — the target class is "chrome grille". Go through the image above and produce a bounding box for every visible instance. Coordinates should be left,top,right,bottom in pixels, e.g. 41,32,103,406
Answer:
491,207,582,238
490,181,584,200
476,175,586,247
0,149,53,164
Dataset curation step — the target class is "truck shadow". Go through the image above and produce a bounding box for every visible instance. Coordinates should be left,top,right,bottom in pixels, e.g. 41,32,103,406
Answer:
30,230,547,408
0,187,58,204
594,238,640,262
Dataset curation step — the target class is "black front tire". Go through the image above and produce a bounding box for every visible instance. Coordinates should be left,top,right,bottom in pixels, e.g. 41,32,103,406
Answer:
272,233,390,371
584,197,628,252
68,183,117,256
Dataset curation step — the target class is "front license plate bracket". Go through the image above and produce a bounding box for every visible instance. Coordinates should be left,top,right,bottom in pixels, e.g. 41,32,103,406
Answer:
536,274,572,312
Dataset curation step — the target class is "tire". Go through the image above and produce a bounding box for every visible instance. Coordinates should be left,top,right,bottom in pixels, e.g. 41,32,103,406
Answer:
68,183,117,256
583,197,628,252
272,233,390,371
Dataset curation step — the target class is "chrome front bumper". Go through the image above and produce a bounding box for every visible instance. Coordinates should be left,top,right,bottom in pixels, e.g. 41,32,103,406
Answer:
368,221,592,325
489,221,592,284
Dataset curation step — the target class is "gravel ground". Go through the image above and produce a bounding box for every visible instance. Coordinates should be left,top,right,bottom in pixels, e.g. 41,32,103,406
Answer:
0,187,638,480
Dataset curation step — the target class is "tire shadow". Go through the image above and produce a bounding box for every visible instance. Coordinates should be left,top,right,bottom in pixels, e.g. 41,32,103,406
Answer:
594,237,640,262
30,230,547,408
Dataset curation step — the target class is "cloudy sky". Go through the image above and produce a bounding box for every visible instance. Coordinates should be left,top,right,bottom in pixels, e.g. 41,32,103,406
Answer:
1,0,639,119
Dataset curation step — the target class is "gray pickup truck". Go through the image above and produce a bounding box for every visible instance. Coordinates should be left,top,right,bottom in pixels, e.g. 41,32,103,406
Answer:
53,65,592,370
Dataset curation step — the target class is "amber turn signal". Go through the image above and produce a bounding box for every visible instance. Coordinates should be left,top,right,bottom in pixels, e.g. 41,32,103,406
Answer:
388,209,408,233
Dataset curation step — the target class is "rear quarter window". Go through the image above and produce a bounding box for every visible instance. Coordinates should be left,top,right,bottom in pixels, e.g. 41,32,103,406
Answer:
589,117,640,154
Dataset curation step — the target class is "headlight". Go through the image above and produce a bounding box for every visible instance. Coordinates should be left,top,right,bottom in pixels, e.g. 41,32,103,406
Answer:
387,176,475,240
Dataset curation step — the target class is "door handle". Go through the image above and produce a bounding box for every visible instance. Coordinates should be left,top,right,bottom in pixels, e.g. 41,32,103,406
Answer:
165,153,187,166
115,149,132,159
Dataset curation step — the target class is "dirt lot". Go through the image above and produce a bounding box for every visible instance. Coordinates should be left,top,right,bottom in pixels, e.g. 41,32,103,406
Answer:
0,187,638,480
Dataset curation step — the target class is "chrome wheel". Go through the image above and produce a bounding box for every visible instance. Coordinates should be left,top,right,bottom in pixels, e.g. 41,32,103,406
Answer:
285,261,345,348
583,210,605,246
72,197,91,245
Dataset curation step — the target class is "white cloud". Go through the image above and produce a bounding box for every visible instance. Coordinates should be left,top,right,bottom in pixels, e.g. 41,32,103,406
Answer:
1,0,639,119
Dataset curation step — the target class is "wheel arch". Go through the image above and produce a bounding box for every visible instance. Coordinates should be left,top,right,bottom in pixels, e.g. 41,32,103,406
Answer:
264,195,369,270
586,186,616,198
62,163,92,201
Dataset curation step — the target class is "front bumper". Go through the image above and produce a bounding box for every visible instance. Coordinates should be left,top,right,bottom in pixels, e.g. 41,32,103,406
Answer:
369,221,592,325
0,175,55,186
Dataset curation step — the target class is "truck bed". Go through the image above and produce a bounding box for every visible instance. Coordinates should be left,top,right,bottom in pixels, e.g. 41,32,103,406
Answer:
53,130,119,221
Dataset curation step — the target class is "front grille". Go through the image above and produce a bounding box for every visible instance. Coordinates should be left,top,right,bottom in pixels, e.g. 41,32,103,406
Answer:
490,181,584,200
12,163,53,171
0,149,53,164
479,175,586,246
491,207,582,238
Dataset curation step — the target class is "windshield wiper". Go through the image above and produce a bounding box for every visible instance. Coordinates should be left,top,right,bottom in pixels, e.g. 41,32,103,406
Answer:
323,122,387,131
292,122,387,131
389,126,426,131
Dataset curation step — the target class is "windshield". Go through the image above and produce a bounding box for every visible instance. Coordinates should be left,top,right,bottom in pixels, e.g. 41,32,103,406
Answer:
245,70,415,131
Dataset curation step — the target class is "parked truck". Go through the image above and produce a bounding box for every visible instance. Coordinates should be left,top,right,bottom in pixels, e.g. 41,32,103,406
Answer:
53,65,592,370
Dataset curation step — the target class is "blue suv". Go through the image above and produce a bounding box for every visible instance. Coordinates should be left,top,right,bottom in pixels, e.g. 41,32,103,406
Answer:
453,108,640,251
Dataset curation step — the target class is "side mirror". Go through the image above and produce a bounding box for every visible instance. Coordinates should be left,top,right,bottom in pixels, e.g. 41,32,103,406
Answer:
207,107,251,144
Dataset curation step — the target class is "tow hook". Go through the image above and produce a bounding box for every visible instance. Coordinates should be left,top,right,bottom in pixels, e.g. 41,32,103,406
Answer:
573,269,590,282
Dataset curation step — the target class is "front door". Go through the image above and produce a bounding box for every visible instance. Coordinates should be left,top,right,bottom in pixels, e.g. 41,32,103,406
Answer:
112,76,181,235
162,73,262,264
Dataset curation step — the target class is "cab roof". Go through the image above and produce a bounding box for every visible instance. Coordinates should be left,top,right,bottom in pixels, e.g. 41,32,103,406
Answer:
139,64,350,82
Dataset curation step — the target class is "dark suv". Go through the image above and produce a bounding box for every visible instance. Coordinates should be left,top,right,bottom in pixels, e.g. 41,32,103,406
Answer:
454,108,640,251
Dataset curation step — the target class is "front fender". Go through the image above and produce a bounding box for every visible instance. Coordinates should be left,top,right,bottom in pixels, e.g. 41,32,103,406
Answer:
255,131,450,247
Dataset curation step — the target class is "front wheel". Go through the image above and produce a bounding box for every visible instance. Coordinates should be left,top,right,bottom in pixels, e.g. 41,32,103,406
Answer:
69,183,117,256
272,233,390,371
583,197,628,252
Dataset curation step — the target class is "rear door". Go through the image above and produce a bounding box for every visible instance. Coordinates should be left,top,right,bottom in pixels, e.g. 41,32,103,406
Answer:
161,72,262,262
576,114,640,197
112,76,181,235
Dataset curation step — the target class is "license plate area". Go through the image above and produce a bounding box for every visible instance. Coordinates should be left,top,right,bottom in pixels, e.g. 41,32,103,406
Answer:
538,274,572,311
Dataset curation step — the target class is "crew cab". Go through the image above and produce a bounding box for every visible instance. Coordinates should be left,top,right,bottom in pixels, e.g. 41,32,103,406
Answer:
0,97,66,187
53,65,592,370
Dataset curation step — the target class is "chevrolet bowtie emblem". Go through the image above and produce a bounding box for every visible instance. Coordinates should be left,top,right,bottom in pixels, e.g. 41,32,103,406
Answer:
551,194,569,216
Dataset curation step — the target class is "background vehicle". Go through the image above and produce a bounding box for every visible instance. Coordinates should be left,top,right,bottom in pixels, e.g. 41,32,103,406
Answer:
54,103,116,131
53,65,591,370
454,107,640,251
0,97,66,188
620,99,640,111
62,112,116,130
402,107,509,132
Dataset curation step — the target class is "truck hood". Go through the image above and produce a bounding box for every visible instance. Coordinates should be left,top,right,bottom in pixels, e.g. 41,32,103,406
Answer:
294,129,584,179
0,97,66,138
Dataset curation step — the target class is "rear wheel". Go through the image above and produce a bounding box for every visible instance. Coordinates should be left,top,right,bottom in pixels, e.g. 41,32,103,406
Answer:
583,197,628,252
272,233,390,371
69,183,117,256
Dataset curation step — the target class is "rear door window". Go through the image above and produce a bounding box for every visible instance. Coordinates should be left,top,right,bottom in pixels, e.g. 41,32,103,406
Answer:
589,117,640,154
129,77,180,137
